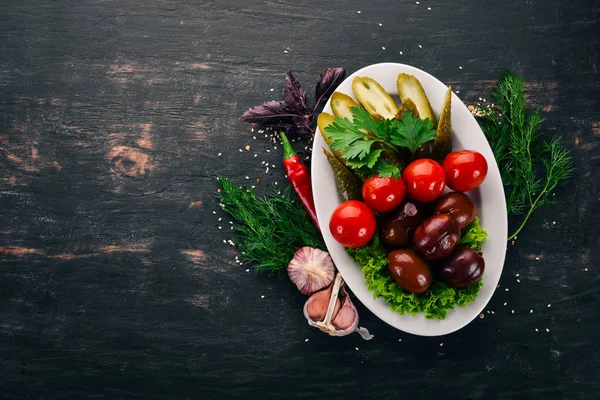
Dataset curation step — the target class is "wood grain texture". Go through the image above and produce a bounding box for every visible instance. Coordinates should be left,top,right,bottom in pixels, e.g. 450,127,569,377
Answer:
1,0,599,399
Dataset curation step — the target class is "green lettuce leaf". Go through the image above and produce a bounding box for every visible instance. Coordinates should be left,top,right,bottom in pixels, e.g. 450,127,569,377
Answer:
459,217,488,251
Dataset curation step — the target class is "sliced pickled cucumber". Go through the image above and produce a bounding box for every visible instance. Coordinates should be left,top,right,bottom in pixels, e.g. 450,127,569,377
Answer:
396,73,437,127
395,98,420,120
317,112,346,162
324,149,362,201
352,77,398,121
330,92,360,120
432,86,453,160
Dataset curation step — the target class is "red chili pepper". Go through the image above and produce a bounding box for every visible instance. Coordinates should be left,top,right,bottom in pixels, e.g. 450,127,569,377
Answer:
278,131,320,231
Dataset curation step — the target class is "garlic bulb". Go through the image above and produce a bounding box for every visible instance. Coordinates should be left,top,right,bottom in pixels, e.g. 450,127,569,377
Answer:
288,247,335,295
303,273,373,340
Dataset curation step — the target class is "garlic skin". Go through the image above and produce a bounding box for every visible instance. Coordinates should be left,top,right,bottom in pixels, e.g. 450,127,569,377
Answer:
288,247,335,295
303,273,373,340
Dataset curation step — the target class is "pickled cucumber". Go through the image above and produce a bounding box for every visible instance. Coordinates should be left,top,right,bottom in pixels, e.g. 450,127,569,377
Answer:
432,86,453,160
330,92,360,120
352,77,398,121
324,149,362,201
396,73,437,127
317,112,347,162
395,98,420,120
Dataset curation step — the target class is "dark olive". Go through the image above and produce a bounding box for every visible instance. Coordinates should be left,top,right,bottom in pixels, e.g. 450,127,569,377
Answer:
387,249,433,294
433,192,477,230
413,214,461,261
440,247,485,288
380,200,425,248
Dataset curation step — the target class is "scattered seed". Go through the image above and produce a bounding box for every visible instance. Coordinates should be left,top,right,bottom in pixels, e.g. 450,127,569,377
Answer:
398,338,403,342
440,343,444,347
399,51,403,55
548,304,551,308
459,66,463,69
535,257,540,260
511,310,514,314
218,226,222,230
305,338,309,342
212,211,217,214
552,221,556,225
416,1,420,3
418,44,423,48
546,328,550,332
585,268,588,271
245,145,251,151
253,154,257,158
269,88,274,92
246,269,250,272
357,10,361,13
261,295,265,299
222,240,226,243
479,313,484,319
427,6,431,10
382,46,386,50
503,302,507,306
245,176,249,180
516,273,520,277
455,90,460,94
505,288,510,292
355,347,359,351
517,279,521,283
284,50,288,53
218,152,222,156
535,328,539,332
218,217,222,221
378,23,383,26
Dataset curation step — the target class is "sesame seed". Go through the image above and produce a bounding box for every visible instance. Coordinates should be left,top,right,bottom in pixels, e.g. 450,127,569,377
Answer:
585,268,588,271
428,6,431,10
246,269,250,272
505,288,509,292
239,263,243,266
355,347,359,351
382,46,386,50
517,279,521,283
222,240,226,243
266,167,269,173
253,154,257,158
535,328,539,332
245,176,249,180
455,90,460,94
269,88,274,92
416,1,420,3
218,217,222,221
284,50,288,53
253,136,256,140
511,310,514,314
548,304,551,307
440,343,444,346
552,221,556,225
516,273,520,277
251,185,255,189
238,149,242,152
212,211,216,214
218,226,222,230
399,51,403,55
261,295,265,299
378,23,383,26
535,257,540,260
305,338,309,342
418,44,423,48
479,97,483,101
546,328,550,332
230,226,233,230
530,309,533,313
503,302,507,306
459,66,463,69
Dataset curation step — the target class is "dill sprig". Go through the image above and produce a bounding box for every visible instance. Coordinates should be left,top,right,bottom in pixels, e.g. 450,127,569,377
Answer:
477,72,574,240
217,177,325,276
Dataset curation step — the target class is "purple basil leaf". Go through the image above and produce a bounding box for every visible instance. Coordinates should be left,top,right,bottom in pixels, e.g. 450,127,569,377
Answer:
283,71,308,114
240,101,297,123
314,67,346,108
291,115,315,137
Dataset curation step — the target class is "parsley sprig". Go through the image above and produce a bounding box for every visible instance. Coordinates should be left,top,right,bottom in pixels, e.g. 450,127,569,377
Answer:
324,106,436,178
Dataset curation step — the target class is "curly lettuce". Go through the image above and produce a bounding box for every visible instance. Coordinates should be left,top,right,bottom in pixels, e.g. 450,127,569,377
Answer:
459,217,488,251
347,225,487,320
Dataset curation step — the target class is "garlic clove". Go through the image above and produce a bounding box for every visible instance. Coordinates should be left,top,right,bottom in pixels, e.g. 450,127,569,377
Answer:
304,284,340,322
288,247,335,296
331,288,359,333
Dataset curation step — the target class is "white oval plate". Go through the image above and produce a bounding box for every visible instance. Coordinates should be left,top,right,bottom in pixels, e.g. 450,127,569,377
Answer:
312,63,507,336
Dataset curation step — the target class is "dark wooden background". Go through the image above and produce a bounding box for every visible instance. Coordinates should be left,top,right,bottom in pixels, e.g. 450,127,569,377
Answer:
1,1,599,399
